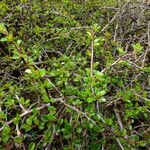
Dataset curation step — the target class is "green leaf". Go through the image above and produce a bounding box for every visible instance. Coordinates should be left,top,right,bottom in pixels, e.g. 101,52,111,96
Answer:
17,39,22,45
132,43,143,54
41,114,55,122
14,136,23,144
94,38,100,46
117,47,126,55
44,79,52,88
2,125,11,143
87,97,93,103
26,115,35,126
2,125,10,135
0,37,7,42
13,114,21,124
97,90,106,96
28,142,36,150
25,69,32,74
33,117,40,126
139,140,146,147
76,127,82,133
93,23,100,32
39,69,46,77
86,31,92,37
0,23,8,34
0,111,6,119
99,97,106,102
12,51,20,59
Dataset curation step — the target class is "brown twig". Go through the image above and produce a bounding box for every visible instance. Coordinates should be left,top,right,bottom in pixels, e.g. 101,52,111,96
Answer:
114,109,127,150
100,2,130,34
142,21,150,67
0,97,99,131
101,57,121,73
0,102,51,131
90,29,94,78
114,109,124,130
90,29,95,95
116,138,125,150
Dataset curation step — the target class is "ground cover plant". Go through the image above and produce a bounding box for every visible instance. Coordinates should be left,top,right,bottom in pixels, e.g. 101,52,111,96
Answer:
0,0,150,149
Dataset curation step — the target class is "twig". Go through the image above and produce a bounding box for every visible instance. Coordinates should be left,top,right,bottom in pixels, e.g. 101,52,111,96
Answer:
113,21,119,42
114,109,124,130
16,124,21,136
0,103,51,131
101,57,121,73
0,97,99,131
45,124,56,150
142,21,150,67
1,9,16,22
90,29,95,94
1,5,29,22
90,30,94,78
102,133,106,150
114,109,128,149
116,138,125,150
134,124,150,129
70,26,90,30
128,60,142,69
133,91,150,102
15,95,27,112
100,53,134,73
58,98,98,127
100,2,129,34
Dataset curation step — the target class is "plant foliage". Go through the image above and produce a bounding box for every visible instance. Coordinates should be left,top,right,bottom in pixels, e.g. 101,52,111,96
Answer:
0,0,150,149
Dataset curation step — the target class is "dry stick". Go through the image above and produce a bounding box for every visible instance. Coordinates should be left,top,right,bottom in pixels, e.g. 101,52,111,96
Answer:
114,109,126,150
101,15,116,33
142,21,150,67
114,108,129,138
16,124,21,136
99,2,129,34
58,98,98,127
116,138,125,150
102,133,106,150
147,16,150,35
15,95,27,112
133,91,150,102
113,21,119,42
128,60,143,69
90,30,94,78
0,97,98,131
101,57,121,73
45,124,56,150
101,53,133,73
90,29,95,95
0,102,51,131
1,5,29,23
1,9,16,22
114,109,124,130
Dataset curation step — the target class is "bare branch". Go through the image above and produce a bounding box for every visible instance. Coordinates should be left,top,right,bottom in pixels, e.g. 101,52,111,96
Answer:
0,97,99,131
101,57,121,73
142,21,150,67
116,138,125,150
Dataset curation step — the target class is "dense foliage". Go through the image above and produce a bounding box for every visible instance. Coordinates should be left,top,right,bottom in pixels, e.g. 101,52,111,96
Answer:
0,0,150,149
